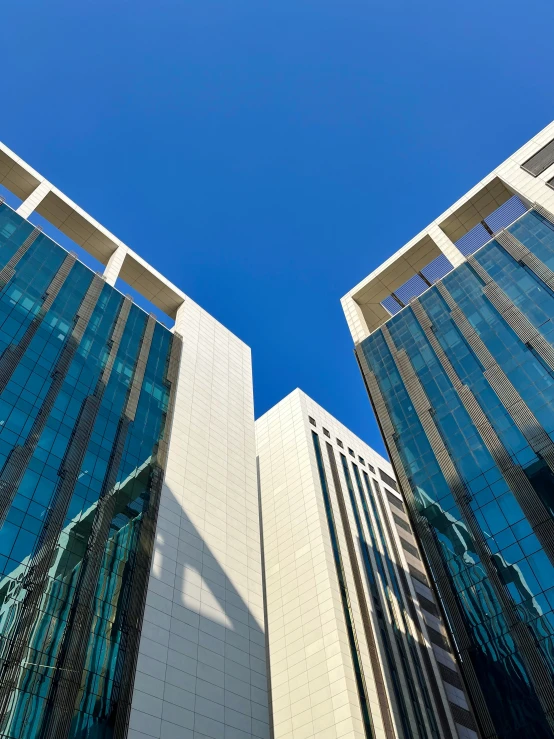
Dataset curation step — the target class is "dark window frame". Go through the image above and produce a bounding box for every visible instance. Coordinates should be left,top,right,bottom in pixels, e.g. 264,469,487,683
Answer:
521,138,554,177
379,468,398,492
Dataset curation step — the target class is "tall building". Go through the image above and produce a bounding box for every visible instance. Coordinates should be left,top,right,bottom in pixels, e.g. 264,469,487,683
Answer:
0,144,270,739
256,389,477,739
342,121,554,739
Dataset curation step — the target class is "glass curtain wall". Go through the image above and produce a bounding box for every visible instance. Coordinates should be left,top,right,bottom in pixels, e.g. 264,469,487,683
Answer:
360,208,554,739
0,204,179,739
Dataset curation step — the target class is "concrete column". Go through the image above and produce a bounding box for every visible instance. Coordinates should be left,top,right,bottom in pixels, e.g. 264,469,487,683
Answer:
16,180,51,219
130,299,270,739
341,295,376,344
173,299,186,335
428,223,465,268
103,244,127,286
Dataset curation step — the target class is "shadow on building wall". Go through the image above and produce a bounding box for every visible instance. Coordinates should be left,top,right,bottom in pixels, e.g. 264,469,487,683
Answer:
0,474,272,739
130,481,272,739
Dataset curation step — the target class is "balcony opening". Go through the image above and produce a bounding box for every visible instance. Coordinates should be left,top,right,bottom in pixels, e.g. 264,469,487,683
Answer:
114,277,174,329
27,211,106,274
453,194,528,257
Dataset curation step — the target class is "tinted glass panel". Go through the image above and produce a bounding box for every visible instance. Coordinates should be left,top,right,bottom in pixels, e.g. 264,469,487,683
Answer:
0,204,174,739
521,139,554,176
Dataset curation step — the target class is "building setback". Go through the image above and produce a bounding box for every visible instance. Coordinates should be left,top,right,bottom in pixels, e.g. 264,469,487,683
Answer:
0,144,270,739
256,389,477,739
342,120,554,739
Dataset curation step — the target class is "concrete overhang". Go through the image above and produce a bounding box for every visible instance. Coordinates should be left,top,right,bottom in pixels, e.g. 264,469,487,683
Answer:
0,141,188,322
342,120,554,344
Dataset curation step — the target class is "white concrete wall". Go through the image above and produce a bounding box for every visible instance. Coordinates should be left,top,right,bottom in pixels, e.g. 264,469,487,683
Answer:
256,390,397,739
129,298,270,739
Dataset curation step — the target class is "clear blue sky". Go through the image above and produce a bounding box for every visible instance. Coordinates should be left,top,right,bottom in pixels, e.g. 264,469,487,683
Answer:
2,0,554,454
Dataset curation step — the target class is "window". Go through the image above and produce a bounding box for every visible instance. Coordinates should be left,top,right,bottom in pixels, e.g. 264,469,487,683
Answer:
323,427,330,437
418,593,440,618
387,490,405,512
379,468,398,492
348,447,355,457
449,704,478,732
358,456,365,466
368,463,375,474
409,564,429,586
548,176,554,191
437,662,463,690
393,512,412,534
308,416,316,426
401,538,420,559
521,138,554,177
427,625,450,652
336,438,343,448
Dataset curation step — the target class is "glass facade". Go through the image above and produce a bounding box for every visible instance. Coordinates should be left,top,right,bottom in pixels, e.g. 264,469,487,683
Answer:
0,203,180,739
311,431,375,738
359,208,554,739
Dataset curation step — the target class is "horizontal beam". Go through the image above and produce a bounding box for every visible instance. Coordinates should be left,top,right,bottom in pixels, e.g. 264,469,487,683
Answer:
0,141,187,321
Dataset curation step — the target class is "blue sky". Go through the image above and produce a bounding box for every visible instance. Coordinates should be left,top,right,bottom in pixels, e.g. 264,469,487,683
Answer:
2,0,554,454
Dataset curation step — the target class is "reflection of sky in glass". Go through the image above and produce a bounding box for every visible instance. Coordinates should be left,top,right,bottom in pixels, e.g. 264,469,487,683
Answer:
362,208,554,739
0,202,173,738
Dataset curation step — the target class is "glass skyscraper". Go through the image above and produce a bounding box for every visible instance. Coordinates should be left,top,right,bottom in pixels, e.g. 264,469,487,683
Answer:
0,200,179,738
0,144,270,739
343,121,554,738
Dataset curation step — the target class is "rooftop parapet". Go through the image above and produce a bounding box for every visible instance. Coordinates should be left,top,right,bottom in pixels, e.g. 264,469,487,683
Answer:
0,142,189,333
342,120,554,343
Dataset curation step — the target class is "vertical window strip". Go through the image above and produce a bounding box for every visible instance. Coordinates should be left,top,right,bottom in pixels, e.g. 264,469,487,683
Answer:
357,461,440,739
340,455,417,739
365,471,442,738
368,474,451,739
311,431,375,739
325,443,401,739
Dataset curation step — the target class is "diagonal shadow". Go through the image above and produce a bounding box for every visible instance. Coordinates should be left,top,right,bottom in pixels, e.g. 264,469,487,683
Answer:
0,461,272,739
129,480,272,739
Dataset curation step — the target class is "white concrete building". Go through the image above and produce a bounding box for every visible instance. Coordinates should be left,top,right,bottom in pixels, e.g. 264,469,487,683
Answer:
130,301,269,739
256,390,476,739
0,143,270,739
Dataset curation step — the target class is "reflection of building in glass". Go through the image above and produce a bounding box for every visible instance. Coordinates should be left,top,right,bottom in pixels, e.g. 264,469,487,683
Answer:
343,121,554,739
257,390,478,739
0,459,151,738
0,143,269,739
